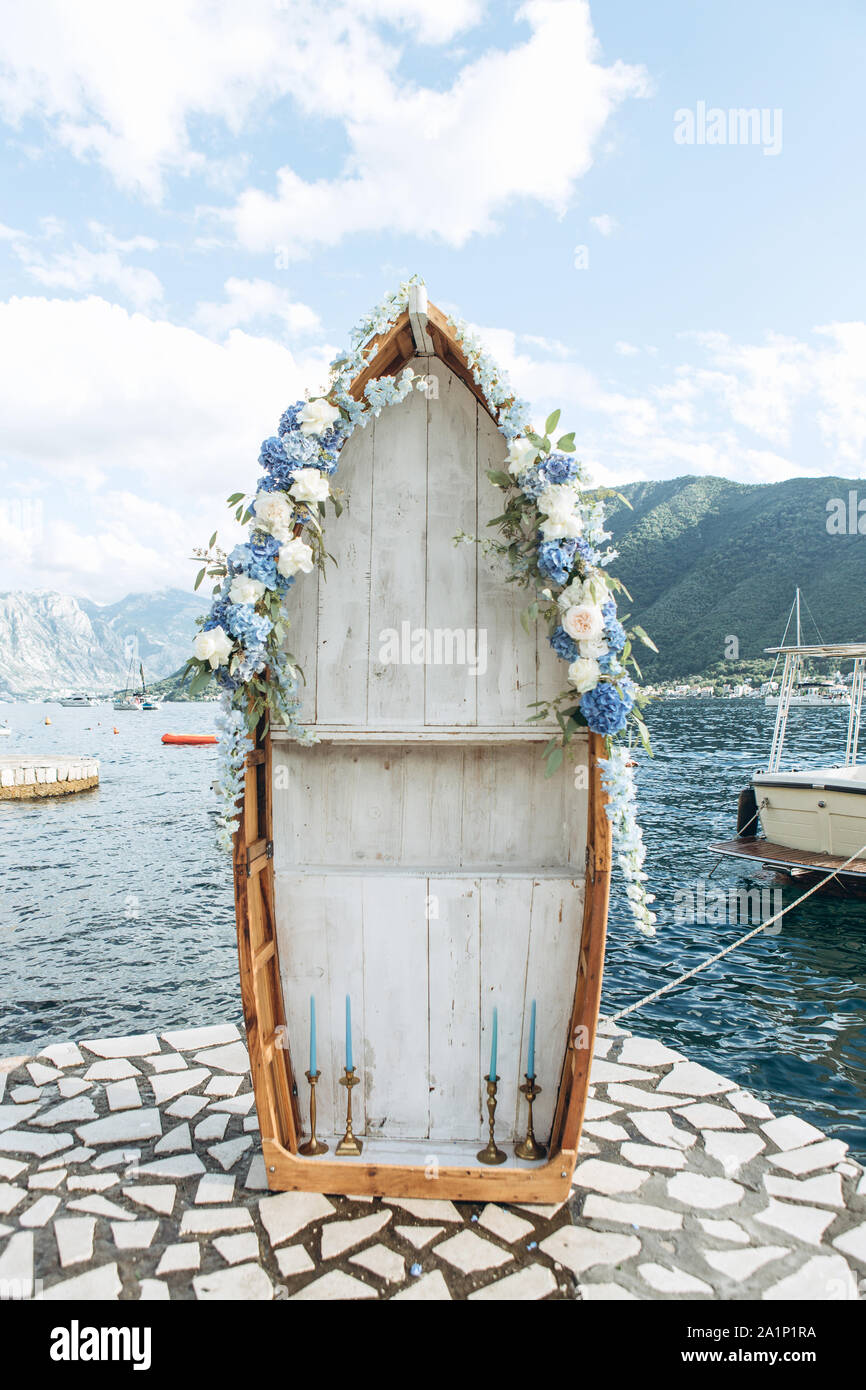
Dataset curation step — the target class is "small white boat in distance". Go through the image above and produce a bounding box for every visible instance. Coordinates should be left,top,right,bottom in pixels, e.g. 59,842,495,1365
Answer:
711,641,866,881
58,694,95,708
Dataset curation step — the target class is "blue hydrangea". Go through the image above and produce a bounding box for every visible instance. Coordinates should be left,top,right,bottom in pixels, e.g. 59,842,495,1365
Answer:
517,466,547,500
598,651,624,677
549,625,579,662
543,452,579,486
203,597,231,632
537,538,578,586
257,435,298,491
580,681,631,736
225,605,273,648
605,617,627,652
278,402,304,436
229,535,281,589
215,666,240,693
602,598,617,623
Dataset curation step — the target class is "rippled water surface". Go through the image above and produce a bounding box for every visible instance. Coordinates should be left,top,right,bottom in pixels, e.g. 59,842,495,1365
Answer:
1,698,864,1157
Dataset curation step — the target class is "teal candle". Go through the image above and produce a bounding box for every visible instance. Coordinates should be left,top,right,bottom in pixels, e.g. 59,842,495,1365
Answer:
488,1007,498,1080
527,999,537,1079
345,994,353,1071
309,995,316,1074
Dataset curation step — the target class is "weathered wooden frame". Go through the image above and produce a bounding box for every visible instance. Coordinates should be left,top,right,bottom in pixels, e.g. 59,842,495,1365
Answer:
234,726,611,1201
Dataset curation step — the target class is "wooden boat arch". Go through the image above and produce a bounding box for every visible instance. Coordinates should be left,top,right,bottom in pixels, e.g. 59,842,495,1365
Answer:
233,290,612,1201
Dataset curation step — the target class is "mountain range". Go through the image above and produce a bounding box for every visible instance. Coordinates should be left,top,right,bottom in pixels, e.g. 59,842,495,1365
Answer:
602,475,866,681
0,589,204,697
2,475,864,695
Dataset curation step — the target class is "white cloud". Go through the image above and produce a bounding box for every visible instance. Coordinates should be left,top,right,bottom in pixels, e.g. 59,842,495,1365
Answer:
7,221,164,309
193,278,321,338
0,0,489,200
615,340,640,355
225,2,649,256
590,213,619,236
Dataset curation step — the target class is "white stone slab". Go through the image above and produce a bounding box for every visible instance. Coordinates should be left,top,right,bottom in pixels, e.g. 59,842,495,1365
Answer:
67,1173,119,1192
123,1184,177,1215
577,1281,636,1300
180,1206,253,1236
20,1194,60,1226
763,1254,857,1301
138,1279,170,1300
133,1154,206,1179
697,1218,749,1245
0,1182,25,1214
54,1217,96,1267
40,1043,85,1068
469,1264,558,1300
727,1090,773,1119
0,1230,34,1293
0,1101,42,1131
76,1109,161,1146
153,1122,191,1155
657,1063,736,1097
350,1243,406,1284
583,1194,683,1231
606,1084,678,1110
832,1223,866,1263
703,1246,790,1281
639,1262,713,1295
195,1173,236,1205
208,1093,256,1114
290,1270,376,1300
57,1077,91,1098
207,1136,252,1171
674,1103,745,1131
584,1099,621,1120
31,1098,97,1127
767,1173,845,1206
392,1270,452,1300
321,1211,391,1259
111,1220,159,1250
68,1194,135,1221
434,1229,513,1274
144,1053,188,1073
26,1062,63,1086
192,1042,249,1075
590,1060,656,1084
666,1173,744,1210
540,1226,640,1275
275,1245,315,1277
755,1199,836,1245
156,1242,201,1275
83,1059,140,1082
9,1086,41,1104
583,1120,629,1142
80,1034,160,1058
618,1037,682,1067
166,1094,210,1119
0,1129,72,1157
761,1114,826,1151
106,1079,142,1112
620,1142,687,1171
29,1168,65,1190
194,1114,230,1142
572,1159,648,1195
258,1191,335,1246
384,1198,463,1222
0,1157,25,1180
91,1147,138,1170
204,1074,244,1097
43,1262,122,1300
703,1131,766,1176
244,1155,269,1191
477,1204,534,1243
628,1110,696,1150
767,1139,848,1176
149,1068,210,1105
214,1232,261,1266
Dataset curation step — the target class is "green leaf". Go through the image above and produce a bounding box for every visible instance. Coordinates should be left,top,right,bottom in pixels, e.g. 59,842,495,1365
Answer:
556,432,576,452
633,625,658,653
486,469,513,489
226,493,245,506
194,567,206,591
333,497,343,517
208,531,217,549
544,409,561,436
544,746,564,778
526,430,545,448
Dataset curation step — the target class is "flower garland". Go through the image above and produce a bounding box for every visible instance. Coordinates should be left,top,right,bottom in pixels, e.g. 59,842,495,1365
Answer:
187,277,656,934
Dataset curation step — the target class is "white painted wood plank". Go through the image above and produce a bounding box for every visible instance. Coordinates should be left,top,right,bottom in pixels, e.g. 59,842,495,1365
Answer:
518,877,584,1145
367,359,429,726
424,361,478,725
476,406,538,724
315,419,374,724
362,876,430,1138
273,874,337,1135
479,878,534,1142
281,564,319,724
428,879,481,1142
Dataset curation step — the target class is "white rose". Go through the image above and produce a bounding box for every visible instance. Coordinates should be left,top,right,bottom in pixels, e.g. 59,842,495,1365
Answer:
506,437,539,476
193,625,233,670
562,603,605,643
581,573,611,607
290,468,330,504
228,575,266,606
579,637,609,660
567,656,601,693
253,490,295,543
277,537,315,578
298,398,341,437
537,484,583,539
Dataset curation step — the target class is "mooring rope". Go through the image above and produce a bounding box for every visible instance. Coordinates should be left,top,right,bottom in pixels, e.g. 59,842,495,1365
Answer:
608,836,866,1022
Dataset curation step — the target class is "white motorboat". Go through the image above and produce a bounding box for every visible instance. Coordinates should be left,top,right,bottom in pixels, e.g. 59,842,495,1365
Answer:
58,694,95,708
711,641,866,880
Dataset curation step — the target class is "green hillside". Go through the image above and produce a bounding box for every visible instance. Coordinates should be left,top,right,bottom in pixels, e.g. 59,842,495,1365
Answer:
598,476,866,681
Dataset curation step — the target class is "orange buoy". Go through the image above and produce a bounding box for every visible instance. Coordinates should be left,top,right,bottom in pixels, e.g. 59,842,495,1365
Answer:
113,726,119,734
161,733,217,745
44,716,51,725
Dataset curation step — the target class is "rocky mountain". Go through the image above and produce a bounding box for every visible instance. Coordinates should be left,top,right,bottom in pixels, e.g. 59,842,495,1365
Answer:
0,589,204,697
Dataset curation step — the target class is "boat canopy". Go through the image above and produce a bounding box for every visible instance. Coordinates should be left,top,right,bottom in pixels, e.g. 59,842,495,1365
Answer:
766,643,866,772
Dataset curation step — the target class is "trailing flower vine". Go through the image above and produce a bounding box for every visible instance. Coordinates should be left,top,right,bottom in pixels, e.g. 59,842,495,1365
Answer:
186,277,656,934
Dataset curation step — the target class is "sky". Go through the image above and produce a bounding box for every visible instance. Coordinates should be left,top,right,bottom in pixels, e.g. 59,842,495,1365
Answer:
0,0,864,602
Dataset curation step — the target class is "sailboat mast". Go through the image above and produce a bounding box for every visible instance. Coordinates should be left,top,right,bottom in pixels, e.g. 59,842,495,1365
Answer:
796,588,802,646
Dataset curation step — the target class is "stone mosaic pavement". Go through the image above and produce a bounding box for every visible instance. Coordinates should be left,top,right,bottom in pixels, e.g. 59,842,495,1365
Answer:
1,1020,864,1301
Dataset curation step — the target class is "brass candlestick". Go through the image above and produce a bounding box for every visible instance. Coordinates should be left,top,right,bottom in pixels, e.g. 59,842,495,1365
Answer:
298,1069,328,1156
477,1075,507,1165
515,1075,547,1161
335,1067,363,1156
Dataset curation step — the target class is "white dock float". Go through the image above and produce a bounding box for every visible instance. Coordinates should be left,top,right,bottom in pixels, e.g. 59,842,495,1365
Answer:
0,754,99,800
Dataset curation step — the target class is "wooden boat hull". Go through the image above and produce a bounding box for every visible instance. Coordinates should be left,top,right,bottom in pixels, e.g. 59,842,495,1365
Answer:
234,724,610,1201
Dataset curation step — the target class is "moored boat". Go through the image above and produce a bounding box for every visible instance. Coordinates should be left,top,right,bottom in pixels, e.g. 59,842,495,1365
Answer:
161,733,217,745
231,288,615,1202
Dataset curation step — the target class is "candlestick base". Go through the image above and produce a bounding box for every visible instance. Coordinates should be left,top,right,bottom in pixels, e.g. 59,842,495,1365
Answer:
476,1075,507,1165
514,1075,546,1161
299,1069,328,1157
335,1067,363,1156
